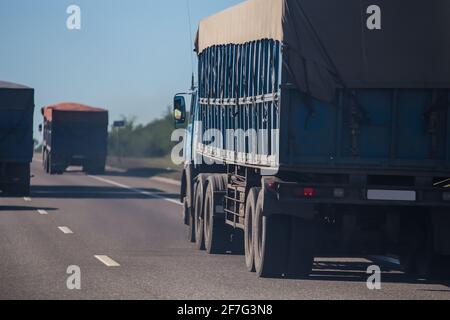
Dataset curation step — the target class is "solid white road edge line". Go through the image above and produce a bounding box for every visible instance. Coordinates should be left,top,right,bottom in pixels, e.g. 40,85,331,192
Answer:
88,175,182,207
58,226,74,234
94,255,120,267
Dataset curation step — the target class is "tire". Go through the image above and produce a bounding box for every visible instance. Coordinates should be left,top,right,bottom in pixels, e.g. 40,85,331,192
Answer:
287,217,315,278
398,211,437,279
184,197,196,243
244,187,260,272
42,151,46,170
194,177,207,251
44,150,49,173
46,153,51,174
48,153,57,175
204,175,228,254
253,190,315,278
253,190,290,278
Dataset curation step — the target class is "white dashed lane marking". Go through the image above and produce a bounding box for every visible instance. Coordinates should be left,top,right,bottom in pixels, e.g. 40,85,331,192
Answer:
58,226,74,234
38,210,48,215
23,197,32,202
94,255,120,267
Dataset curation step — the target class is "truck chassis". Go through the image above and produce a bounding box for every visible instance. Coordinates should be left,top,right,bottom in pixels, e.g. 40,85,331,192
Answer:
182,163,450,279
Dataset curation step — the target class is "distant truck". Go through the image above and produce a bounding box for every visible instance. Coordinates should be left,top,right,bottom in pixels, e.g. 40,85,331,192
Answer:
41,103,109,175
0,81,35,196
175,0,450,279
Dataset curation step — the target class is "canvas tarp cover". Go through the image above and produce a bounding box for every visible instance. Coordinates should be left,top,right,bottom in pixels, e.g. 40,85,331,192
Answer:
0,81,32,90
42,103,108,122
196,0,450,101
0,81,34,109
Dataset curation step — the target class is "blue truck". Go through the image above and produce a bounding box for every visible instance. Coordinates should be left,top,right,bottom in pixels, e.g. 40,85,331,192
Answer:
0,81,35,196
175,0,450,279
41,103,109,175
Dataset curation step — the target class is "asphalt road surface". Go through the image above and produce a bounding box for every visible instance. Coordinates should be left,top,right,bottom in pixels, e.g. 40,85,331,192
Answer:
0,160,449,300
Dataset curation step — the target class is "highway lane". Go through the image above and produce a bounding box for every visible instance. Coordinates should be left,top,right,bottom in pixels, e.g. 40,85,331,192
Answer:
0,160,449,300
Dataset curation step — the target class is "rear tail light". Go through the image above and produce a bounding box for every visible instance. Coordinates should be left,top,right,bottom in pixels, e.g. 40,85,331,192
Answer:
303,188,315,198
267,182,279,191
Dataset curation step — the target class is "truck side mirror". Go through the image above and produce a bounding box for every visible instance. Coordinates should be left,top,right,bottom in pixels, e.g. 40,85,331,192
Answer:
173,95,187,128
38,124,43,132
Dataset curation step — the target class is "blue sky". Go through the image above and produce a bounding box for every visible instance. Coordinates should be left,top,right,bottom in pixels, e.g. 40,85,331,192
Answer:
0,0,243,136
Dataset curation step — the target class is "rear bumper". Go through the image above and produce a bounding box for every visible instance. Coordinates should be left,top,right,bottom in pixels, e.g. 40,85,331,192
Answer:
262,179,450,218
50,153,106,166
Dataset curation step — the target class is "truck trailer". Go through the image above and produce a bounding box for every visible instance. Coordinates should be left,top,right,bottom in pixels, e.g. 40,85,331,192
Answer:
175,0,450,279
0,81,35,196
41,103,109,175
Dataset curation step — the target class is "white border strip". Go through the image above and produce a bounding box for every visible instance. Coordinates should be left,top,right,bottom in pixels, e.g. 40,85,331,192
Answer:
88,175,182,207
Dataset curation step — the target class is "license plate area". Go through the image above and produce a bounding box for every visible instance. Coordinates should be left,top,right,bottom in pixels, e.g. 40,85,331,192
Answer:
367,190,416,201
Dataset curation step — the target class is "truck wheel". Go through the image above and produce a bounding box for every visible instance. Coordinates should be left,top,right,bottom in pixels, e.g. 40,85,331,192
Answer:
400,246,438,279
42,151,46,170
44,151,49,173
184,197,196,243
253,190,290,278
244,187,260,272
46,154,51,174
287,217,315,278
194,179,206,250
399,211,436,279
48,153,57,175
204,175,228,254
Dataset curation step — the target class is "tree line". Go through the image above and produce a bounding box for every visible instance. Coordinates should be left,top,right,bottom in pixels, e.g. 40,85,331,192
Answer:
108,109,179,158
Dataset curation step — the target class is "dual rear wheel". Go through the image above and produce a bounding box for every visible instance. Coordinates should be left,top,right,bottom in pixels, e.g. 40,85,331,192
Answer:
184,196,196,243
203,175,228,254
193,174,230,253
186,174,449,280
188,175,315,278
43,150,65,175
191,174,244,255
398,211,449,280
193,175,209,251
246,188,315,278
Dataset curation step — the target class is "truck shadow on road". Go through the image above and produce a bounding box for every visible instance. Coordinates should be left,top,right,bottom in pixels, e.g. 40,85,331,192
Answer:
309,259,450,288
30,185,179,200
103,168,178,179
0,206,57,212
